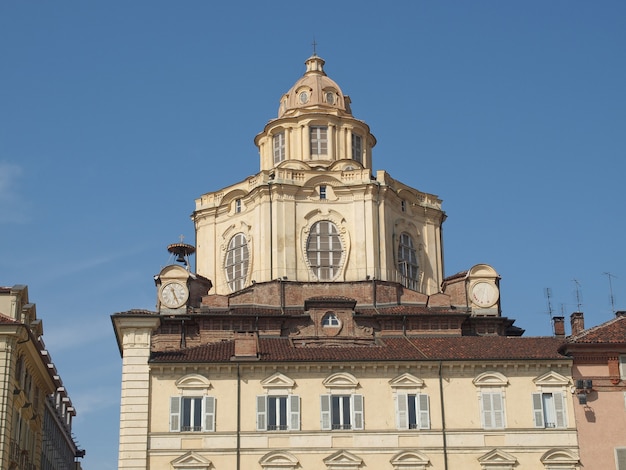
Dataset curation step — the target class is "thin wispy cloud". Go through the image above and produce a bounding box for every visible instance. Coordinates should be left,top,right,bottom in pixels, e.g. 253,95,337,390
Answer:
0,161,30,224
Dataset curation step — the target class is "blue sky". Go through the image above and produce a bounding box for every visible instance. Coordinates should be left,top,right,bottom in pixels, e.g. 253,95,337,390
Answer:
1,1,625,468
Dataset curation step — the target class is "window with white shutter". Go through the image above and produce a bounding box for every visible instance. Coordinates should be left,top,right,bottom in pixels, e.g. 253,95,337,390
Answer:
395,393,430,430
481,391,505,429
257,395,300,431
531,392,567,428
320,394,363,430
170,396,216,432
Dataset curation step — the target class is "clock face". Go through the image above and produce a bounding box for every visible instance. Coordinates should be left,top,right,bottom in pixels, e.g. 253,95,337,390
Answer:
471,282,498,308
160,281,188,309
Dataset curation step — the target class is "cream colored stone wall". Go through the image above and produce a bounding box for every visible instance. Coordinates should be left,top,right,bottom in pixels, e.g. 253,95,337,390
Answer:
147,360,578,469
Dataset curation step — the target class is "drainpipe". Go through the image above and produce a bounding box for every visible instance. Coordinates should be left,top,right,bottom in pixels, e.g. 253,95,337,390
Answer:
237,363,241,470
439,361,448,470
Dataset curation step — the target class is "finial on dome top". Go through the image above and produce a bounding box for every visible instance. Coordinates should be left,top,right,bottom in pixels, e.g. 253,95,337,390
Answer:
312,37,318,56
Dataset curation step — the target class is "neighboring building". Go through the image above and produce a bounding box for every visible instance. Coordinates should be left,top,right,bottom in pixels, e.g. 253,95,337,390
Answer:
112,54,580,469
0,285,84,470
559,312,626,469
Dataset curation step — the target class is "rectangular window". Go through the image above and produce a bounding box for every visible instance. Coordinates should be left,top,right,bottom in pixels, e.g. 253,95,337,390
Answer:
351,133,362,162
620,355,626,379
320,394,363,430
616,447,626,470
170,396,215,432
480,391,505,429
257,395,300,431
532,392,566,428
273,132,285,164
235,198,242,213
310,126,328,157
320,185,327,200
396,393,430,430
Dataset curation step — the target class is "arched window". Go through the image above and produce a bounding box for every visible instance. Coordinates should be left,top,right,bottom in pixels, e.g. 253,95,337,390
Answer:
307,221,343,280
225,233,249,292
322,312,340,327
397,233,419,290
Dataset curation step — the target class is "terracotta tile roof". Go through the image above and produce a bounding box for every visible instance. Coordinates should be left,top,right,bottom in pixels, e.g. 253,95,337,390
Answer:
0,313,19,324
564,314,626,344
150,335,566,364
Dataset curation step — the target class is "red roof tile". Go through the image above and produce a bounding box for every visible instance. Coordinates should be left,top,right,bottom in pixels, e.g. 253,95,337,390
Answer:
564,314,626,344
150,335,566,364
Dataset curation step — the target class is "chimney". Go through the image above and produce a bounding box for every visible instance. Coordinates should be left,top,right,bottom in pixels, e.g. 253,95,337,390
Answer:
553,316,565,337
570,312,585,336
232,332,258,360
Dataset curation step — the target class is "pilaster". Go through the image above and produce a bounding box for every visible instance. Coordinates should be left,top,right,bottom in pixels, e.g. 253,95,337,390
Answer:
115,316,160,470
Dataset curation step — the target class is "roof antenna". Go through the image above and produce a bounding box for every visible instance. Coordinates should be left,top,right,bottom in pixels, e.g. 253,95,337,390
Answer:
544,287,554,318
603,272,617,315
572,279,583,312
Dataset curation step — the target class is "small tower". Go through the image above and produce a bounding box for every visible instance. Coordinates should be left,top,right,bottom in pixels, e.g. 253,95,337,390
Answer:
154,242,212,314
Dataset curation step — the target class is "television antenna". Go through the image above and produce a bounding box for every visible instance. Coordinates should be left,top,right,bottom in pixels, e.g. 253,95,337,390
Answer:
573,279,583,312
544,288,554,318
603,272,617,315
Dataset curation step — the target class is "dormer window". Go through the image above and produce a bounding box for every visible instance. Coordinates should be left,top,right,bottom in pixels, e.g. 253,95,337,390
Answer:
235,199,242,213
351,134,362,163
310,126,328,158
325,92,335,104
401,200,406,212
320,185,327,200
273,132,285,164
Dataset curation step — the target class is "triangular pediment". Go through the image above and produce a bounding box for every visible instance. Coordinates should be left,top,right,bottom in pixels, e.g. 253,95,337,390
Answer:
324,450,363,469
389,373,425,389
533,370,570,387
478,448,517,468
171,451,212,468
261,372,295,389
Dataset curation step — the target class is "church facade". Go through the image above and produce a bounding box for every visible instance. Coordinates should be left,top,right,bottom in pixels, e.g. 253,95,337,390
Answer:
112,54,580,470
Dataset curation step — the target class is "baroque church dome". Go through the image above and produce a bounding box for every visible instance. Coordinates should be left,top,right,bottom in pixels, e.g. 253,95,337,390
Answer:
278,54,352,118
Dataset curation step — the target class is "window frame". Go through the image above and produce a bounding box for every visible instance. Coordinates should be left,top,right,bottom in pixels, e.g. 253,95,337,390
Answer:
306,220,343,281
257,394,300,431
396,393,430,430
225,232,249,292
397,233,419,290
351,133,362,163
170,395,216,433
322,312,340,327
532,391,567,428
310,126,328,158
273,132,285,165
480,390,505,430
320,394,364,431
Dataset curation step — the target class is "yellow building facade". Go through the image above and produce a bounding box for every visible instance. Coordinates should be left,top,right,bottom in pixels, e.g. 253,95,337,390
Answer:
113,54,580,469
0,285,84,470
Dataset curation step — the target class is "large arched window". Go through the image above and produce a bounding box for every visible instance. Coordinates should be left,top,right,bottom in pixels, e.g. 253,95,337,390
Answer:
225,233,249,292
397,233,419,290
306,221,343,280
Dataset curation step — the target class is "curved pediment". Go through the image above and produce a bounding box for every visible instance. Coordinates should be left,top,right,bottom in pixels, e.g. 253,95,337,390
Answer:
175,374,211,390
259,450,299,469
323,372,359,389
473,371,508,387
390,450,430,470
